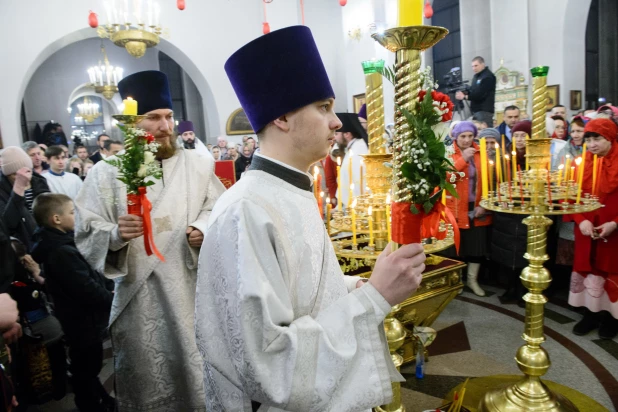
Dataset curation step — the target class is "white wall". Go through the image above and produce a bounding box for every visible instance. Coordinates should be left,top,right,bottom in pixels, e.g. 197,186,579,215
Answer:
460,0,492,80
0,0,347,148
22,38,159,142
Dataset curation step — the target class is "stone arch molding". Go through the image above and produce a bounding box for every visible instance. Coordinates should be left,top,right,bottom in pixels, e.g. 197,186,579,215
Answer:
16,27,220,144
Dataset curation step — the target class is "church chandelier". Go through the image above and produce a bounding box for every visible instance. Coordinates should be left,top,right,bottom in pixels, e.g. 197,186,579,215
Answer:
87,44,124,100
77,97,102,123
96,0,165,59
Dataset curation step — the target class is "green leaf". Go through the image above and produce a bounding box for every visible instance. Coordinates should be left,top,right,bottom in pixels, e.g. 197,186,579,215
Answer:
444,182,459,198
400,162,416,180
423,200,434,214
410,204,420,215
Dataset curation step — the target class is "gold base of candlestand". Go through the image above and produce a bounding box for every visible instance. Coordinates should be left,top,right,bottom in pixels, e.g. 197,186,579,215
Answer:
372,26,449,52
478,377,578,412
112,114,146,128
375,305,406,412
361,153,393,196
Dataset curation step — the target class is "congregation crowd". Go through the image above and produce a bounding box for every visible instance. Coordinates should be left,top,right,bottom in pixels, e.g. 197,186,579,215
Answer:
0,30,616,412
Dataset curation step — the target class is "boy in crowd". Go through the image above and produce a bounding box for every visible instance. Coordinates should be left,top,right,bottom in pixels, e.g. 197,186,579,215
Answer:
43,146,83,199
31,193,115,412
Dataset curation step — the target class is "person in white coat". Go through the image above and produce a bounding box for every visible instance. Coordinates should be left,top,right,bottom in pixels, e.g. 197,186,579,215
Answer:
195,25,426,412
177,120,212,158
335,112,368,208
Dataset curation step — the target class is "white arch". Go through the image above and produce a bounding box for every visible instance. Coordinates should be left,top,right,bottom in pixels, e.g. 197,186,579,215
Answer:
13,28,219,145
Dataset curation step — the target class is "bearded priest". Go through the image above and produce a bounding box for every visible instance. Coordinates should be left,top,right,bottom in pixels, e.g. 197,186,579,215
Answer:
75,71,225,412
195,26,426,412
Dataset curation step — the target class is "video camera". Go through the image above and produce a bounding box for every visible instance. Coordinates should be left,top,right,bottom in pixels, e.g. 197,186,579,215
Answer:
443,67,469,94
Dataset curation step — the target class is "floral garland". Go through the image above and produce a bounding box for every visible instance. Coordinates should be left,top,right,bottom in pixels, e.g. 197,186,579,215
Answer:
381,66,459,214
105,125,163,195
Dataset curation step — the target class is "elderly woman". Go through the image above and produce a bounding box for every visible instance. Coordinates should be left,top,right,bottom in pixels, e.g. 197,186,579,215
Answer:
552,116,587,170
445,121,492,296
569,118,618,339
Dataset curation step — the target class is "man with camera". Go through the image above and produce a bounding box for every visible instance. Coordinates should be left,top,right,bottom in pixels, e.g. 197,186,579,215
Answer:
455,56,496,127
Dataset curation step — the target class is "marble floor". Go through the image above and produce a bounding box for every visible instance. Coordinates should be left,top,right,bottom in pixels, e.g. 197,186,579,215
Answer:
26,285,617,412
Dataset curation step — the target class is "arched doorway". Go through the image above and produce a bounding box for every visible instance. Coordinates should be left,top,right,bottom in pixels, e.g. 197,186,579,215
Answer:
16,28,219,146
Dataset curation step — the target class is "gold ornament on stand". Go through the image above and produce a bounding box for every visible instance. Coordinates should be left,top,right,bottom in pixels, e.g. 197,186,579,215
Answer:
476,67,601,412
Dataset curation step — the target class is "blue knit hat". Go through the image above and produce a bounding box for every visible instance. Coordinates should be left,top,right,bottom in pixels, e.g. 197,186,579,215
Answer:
451,121,478,138
118,71,173,115
225,26,335,133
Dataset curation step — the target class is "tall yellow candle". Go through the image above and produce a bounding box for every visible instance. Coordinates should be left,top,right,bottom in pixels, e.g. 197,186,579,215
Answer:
570,166,576,182
564,155,571,181
495,143,502,183
367,205,374,247
326,197,332,233
525,135,529,170
348,183,354,209
359,159,365,196
479,139,488,198
336,157,342,211
501,135,506,174
511,150,517,182
489,161,494,192
313,165,319,202
592,154,598,195
351,198,358,246
576,154,586,204
557,164,564,186
441,188,446,205
386,194,392,242
123,97,138,115
398,0,423,26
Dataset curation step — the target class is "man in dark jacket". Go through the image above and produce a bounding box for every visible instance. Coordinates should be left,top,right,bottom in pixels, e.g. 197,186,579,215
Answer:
497,105,521,144
456,56,496,127
31,193,114,412
0,147,50,250
89,134,111,164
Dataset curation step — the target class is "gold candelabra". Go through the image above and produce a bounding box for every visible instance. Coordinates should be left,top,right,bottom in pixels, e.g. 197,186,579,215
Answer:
477,67,600,412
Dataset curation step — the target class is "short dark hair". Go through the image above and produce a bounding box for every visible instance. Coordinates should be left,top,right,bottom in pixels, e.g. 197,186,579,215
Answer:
45,145,65,159
246,136,255,142
504,105,520,113
552,105,566,110
104,140,122,151
33,193,72,227
97,133,110,142
472,56,485,64
551,115,566,123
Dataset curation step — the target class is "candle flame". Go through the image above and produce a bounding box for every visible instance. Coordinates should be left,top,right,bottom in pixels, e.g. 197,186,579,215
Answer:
320,191,324,198
314,165,319,174
512,151,516,156
351,198,357,208
367,206,372,215
386,194,391,203
495,143,499,149
566,154,571,159
326,197,330,203
337,157,341,166
350,183,355,190
505,155,510,160
575,157,582,166
489,160,494,165
558,164,564,170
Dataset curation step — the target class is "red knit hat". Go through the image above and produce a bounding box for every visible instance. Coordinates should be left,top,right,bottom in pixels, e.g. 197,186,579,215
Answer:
511,120,532,137
584,118,618,142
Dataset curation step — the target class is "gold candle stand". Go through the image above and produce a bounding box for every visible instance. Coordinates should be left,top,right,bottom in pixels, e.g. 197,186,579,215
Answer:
371,25,449,412
112,114,146,128
362,59,387,154
477,67,600,412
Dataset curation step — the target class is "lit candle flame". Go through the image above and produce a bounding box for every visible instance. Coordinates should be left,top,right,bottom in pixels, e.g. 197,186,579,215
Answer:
320,191,324,198
489,160,494,165
367,206,372,215
505,155,510,160
326,197,330,203
314,165,319,175
512,151,516,156
494,143,499,149
575,157,582,166
558,164,564,170
337,157,341,166
350,183,355,190
386,194,391,203
351,198,357,208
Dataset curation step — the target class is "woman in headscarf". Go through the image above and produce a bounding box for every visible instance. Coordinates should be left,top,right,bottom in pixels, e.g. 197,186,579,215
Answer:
569,118,618,340
444,121,492,296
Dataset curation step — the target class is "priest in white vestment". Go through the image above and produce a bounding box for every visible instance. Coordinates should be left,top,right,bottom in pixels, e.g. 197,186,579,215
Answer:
195,26,426,412
336,113,369,208
177,120,212,158
75,71,225,412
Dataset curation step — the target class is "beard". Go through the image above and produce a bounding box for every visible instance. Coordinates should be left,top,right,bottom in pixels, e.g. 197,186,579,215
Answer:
155,134,177,160
183,138,196,149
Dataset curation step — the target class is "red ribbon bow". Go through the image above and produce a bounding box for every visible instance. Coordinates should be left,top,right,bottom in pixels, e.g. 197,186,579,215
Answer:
391,201,460,253
138,187,165,262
